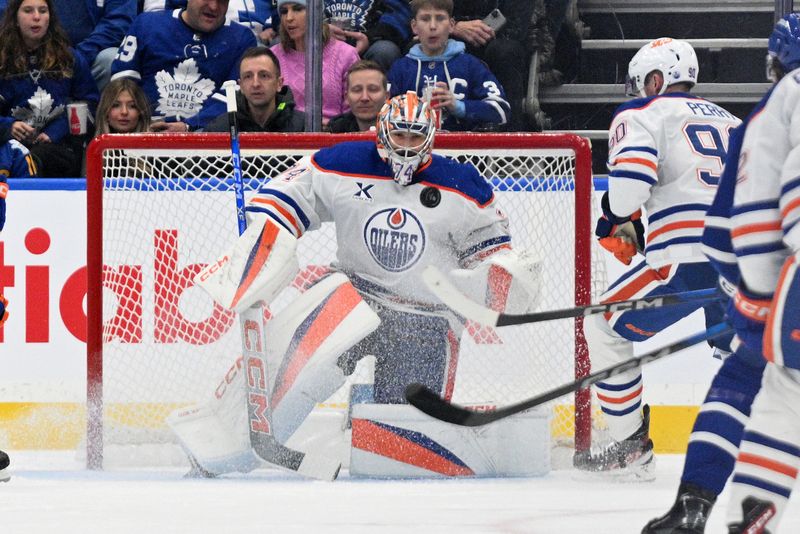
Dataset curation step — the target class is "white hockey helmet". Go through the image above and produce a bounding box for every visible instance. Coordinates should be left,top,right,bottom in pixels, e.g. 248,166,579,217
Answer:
625,38,699,97
376,91,437,186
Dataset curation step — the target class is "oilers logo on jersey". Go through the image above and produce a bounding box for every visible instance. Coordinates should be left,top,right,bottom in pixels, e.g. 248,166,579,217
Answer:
363,207,425,272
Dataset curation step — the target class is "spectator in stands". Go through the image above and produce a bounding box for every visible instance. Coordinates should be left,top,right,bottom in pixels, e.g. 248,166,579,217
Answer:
0,0,99,177
141,0,275,44
94,77,151,134
111,0,256,133
328,59,387,133
205,47,304,132
51,0,135,90
270,0,359,128
388,0,510,132
324,0,412,73
451,0,543,130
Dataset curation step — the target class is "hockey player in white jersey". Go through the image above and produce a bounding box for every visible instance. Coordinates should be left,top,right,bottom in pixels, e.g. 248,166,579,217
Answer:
168,91,542,478
575,38,741,479
712,12,800,532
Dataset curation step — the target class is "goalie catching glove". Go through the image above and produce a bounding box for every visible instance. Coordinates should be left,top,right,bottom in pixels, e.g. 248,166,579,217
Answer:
195,212,299,311
596,192,645,265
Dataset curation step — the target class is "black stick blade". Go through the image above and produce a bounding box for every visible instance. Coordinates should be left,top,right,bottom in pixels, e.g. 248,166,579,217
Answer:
405,383,489,426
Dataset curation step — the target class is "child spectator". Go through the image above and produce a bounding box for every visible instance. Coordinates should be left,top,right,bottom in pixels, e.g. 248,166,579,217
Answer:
94,77,150,134
270,0,359,128
328,59,387,133
0,0,99,177
110,0,256,133
205,47,304,133
52,0,136,90
388,0,510,132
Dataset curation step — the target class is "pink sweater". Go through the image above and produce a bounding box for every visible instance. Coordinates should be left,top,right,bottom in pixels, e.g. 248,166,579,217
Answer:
271,39,360,123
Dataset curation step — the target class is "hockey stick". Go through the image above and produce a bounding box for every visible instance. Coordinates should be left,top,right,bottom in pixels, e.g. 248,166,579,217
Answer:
422,265,723,327
405,322,733,426
222,81,340,480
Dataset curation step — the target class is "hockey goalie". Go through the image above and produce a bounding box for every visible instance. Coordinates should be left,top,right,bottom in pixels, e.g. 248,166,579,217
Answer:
168,92,547,479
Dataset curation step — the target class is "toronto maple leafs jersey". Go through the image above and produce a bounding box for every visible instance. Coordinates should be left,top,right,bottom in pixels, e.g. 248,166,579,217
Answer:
141,0,273,37
244,141,511,307
0,48,99,143
731,72,800,296
388,40,510,131
606,92,741,268
110,9,256,129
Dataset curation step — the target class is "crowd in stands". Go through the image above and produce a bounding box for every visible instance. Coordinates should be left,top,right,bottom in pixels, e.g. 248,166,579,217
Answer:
0,0,568,177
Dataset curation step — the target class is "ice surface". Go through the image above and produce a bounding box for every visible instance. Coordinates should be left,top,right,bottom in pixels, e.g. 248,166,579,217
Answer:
3,452,799,533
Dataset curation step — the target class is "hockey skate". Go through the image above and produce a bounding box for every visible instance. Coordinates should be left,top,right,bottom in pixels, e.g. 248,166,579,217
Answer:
0,449,10,482
642,482,716,533
727,496,776,534
573,404,655,481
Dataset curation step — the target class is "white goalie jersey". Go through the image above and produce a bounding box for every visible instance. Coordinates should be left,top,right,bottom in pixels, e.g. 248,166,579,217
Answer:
244,140,513,308
607,93,741,268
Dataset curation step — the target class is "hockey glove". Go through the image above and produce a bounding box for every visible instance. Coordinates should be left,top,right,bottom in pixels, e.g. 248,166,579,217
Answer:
727,287,771,353
0,181,7,232
595,192,645,265
0,293,8,326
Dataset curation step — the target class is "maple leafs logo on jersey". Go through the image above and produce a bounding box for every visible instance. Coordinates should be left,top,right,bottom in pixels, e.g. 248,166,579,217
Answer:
154,59,215,120
325,0,375,32
11,87,64,133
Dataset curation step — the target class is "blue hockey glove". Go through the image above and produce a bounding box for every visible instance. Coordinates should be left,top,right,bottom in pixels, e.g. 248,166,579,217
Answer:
595,192,645,265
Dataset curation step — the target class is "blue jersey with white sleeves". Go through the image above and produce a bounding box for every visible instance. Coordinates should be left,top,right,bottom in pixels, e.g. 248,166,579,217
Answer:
110,9,256,130
244,140,511,305
388,40,510,131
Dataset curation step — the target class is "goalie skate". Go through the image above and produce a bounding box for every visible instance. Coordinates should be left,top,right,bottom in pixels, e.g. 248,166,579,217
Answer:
727,496,776,534
573,405,655,481
642,482,716,533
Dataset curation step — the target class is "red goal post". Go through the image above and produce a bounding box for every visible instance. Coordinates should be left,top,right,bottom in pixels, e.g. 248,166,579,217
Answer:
86,132,597,470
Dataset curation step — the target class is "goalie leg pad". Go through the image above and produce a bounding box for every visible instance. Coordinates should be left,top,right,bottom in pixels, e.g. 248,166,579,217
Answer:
195,212,299,312
167,357,261,476
349,403,550,477
449,249,543,314
269,273,380,443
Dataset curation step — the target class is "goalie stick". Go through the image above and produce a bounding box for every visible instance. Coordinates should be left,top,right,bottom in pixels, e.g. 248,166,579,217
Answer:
405,322,733,426
422,265,723,327
222,81,340,481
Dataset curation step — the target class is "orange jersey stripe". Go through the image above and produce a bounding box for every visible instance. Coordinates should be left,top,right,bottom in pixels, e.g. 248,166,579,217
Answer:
596,386,643,405
250,197,302,236
647,220,705,244
612,157,658,171
731,220,782,239
781,196,800,220
738,452,799,478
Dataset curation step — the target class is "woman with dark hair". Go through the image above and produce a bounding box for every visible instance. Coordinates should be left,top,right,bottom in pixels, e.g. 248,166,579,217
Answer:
0,0,99,176
94,78,151,135
270,0,359,128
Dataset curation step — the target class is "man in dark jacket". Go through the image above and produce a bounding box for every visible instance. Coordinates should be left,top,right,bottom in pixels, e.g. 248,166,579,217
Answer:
204,47,305,133
328,60,388,133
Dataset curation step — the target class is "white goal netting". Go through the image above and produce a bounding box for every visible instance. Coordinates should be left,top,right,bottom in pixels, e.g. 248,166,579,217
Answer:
85,132,604,469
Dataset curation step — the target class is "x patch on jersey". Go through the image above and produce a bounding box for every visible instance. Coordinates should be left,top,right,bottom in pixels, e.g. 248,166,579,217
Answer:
354,182,374,202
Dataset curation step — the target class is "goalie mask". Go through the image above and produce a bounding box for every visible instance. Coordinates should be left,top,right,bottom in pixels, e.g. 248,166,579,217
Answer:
625,38,698,97
377,91,436,186
767,13,800,82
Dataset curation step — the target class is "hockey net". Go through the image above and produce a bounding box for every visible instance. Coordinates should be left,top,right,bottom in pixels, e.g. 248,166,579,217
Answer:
86,132,603,470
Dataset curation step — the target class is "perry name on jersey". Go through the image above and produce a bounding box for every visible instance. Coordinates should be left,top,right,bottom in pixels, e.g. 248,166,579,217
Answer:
607,92,741,268
244,141,511,306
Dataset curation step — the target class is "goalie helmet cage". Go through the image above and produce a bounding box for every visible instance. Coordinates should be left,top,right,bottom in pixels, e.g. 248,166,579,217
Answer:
85,132,596,470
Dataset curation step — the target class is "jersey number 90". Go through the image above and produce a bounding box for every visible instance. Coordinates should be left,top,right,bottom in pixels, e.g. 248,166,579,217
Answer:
683,123,733,187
